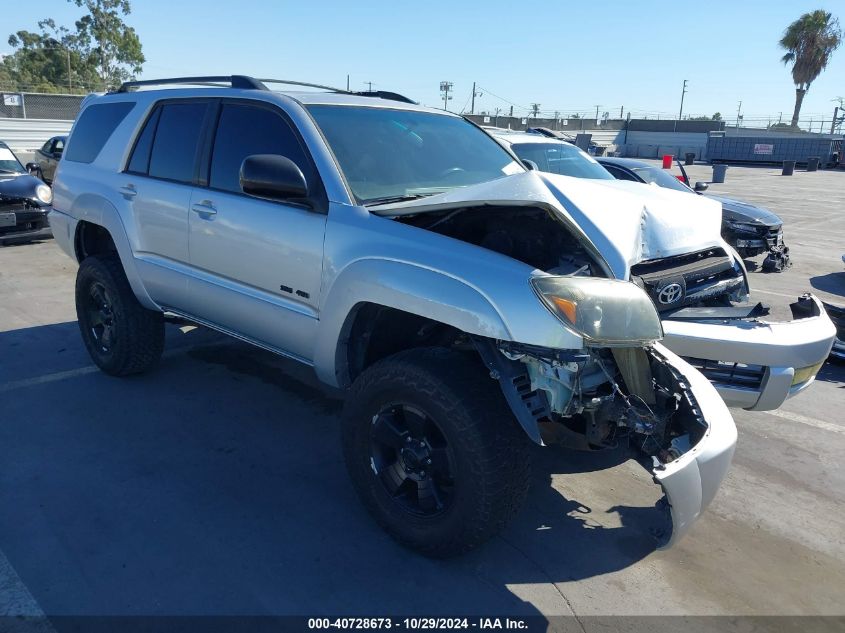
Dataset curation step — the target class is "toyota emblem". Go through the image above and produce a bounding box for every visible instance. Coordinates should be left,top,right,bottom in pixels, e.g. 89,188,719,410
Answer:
657,283,684,305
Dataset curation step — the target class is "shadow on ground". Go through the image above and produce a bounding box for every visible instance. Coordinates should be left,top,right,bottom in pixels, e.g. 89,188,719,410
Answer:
0,321,662,617
811,272,845,300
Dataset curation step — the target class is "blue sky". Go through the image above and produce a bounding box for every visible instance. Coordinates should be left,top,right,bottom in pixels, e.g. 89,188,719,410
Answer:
5,0,845,124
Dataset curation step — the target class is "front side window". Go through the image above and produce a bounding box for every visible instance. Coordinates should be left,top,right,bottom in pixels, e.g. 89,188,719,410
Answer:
307,105,522,204
510,142,613,180
147,102,209,183
209,103,314,194
603,164,639,182
53,138,65,154
632,166,692,193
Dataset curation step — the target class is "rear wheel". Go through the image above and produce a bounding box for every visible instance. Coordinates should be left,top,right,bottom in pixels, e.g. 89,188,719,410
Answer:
75,255,164,376
342,348,531,558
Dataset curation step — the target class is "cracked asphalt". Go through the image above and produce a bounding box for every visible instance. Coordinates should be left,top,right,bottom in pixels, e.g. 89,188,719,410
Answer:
0,161,844,625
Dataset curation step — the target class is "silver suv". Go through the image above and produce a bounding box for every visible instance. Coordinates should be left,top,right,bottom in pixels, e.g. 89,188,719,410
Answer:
50,76,736,557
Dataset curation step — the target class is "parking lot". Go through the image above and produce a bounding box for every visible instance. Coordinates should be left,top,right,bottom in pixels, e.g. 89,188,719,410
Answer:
1,162,844,622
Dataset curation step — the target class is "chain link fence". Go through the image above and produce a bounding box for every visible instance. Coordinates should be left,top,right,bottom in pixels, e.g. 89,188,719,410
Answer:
0,92,85,121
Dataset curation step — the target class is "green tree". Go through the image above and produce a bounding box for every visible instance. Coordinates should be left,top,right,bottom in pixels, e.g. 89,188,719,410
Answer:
712,112,722,121
70,0,144,88
779,9,841,127
1,0,143,93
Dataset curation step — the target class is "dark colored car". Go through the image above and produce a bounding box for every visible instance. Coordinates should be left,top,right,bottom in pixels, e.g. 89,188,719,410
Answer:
823,301,845,360
0,141,53,245
597,157,788,267
29,135,67,184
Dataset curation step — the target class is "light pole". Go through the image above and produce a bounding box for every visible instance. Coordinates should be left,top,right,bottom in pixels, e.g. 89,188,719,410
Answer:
470,82,482,114
439,81,453,111
678,79,688,120
736,100,743,129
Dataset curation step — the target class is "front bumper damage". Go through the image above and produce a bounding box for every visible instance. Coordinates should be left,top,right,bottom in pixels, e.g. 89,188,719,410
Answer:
660,294,835,410
479,337,737,549
647,344,737,548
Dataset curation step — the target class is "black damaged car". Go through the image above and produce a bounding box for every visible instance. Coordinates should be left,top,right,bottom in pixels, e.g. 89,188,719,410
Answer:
0,140,53,245
598,156,789,271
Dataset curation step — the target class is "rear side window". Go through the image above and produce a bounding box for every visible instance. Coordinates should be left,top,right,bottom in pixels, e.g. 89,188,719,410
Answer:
126,107,161,174
65,102,134,163
148,102,209,183
209,103,313,194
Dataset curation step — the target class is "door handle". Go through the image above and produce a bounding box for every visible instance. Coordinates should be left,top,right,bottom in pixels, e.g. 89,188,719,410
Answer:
119,184,137,199
191,200,217,217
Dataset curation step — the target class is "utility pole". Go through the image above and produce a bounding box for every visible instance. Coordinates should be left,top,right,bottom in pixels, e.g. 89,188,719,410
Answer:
554,110,560,129
678,79,688,120
365,81,373,92
494,107,501,127
346,74,350,91
736,100,743,129
620,105,624,119
594,105,601,121
832,106,844,134
470,82,482,114
530,103,540,119
439,81,453,110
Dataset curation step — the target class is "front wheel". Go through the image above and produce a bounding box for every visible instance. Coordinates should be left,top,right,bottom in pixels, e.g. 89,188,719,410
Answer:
342,348,531,558
75,255,164,376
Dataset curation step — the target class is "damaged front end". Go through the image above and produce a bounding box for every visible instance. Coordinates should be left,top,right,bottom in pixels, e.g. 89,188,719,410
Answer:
474,276,736,547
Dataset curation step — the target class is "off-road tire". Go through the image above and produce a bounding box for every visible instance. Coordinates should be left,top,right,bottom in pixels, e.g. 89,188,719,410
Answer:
342,347,531,558
75,255,164,376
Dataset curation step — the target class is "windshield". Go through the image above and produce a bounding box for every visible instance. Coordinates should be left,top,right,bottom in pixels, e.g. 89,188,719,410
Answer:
632,166,691,193
0,146,25,174
510,142,613,180
307,105,523,204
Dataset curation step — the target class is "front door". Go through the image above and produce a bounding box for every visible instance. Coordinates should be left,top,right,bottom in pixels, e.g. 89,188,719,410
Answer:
186,100,327,361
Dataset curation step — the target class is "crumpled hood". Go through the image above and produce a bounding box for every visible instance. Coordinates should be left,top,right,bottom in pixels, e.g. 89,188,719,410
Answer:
706,194,783,226
372,172,725,279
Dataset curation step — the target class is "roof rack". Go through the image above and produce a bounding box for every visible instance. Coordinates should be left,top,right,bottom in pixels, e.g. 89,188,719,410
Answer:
115,75,417,104
116,75,267,92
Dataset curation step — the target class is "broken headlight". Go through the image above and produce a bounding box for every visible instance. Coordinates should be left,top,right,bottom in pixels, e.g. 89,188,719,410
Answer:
531,276,663,347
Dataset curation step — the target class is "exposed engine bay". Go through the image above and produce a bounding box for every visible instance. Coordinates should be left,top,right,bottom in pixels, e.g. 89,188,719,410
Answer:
398,206,599,277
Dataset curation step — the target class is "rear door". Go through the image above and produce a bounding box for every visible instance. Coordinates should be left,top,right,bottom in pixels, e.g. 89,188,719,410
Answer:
185,99,327,361
122,99,214,309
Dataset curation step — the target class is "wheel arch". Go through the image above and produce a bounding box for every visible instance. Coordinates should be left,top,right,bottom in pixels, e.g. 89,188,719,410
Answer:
313,259,513,388
70,193,158,311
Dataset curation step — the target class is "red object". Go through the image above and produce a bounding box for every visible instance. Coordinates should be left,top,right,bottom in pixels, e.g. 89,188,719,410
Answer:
675,175,685,182
662,154,673,169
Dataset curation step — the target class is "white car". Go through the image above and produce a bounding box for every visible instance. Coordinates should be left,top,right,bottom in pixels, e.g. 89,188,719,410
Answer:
492,130,835,411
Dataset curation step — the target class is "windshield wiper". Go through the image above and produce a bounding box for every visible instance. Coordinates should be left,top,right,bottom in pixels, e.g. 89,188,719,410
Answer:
364,193,437,207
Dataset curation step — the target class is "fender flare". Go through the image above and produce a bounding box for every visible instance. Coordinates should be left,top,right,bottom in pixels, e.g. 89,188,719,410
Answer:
70,193,159,310
312,258,513,387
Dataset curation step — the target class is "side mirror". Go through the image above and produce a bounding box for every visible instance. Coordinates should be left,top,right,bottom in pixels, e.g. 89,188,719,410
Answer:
240,154,308,201
25,162,39,175
694,181,709,192
522,159,539,171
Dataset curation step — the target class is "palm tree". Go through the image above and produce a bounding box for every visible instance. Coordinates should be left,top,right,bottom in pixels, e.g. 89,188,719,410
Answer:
779,10,842,127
